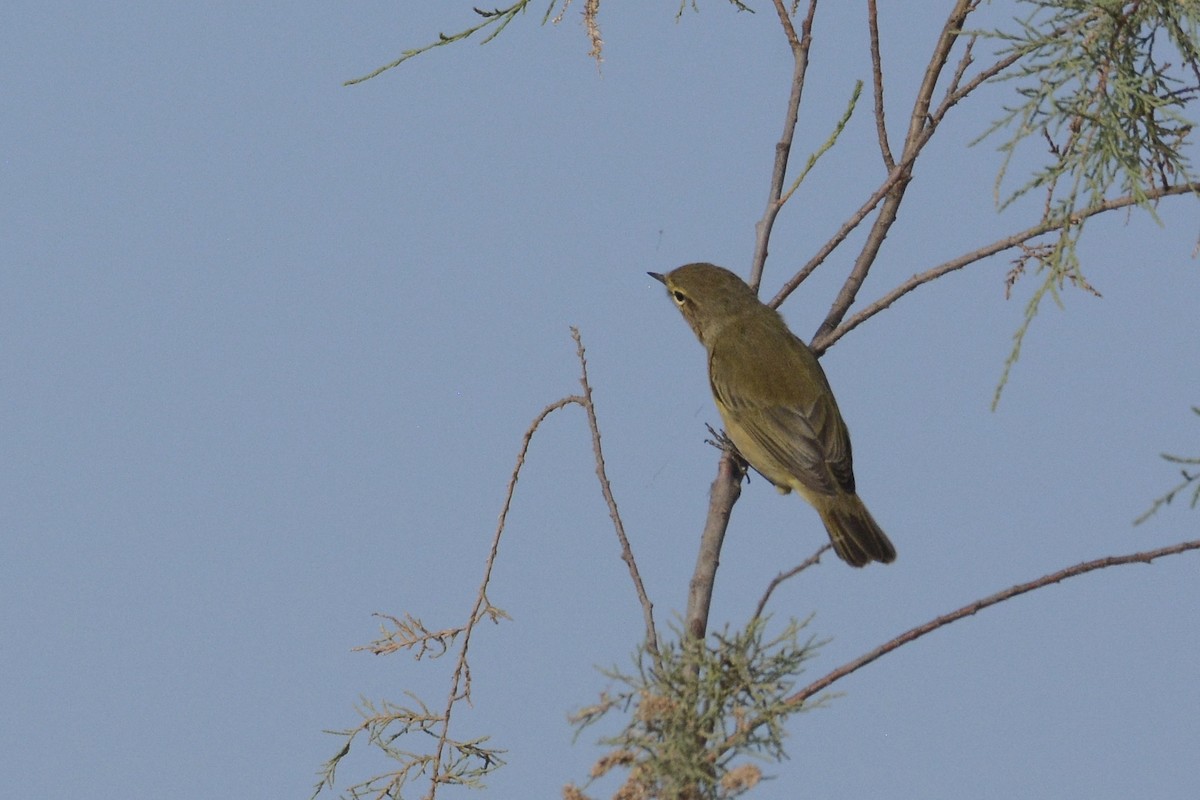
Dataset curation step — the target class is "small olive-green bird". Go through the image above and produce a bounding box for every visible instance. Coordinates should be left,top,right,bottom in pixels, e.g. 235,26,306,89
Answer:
650,262,896,567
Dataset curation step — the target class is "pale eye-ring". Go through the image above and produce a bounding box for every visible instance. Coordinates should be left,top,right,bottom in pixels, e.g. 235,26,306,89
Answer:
672,290,686,305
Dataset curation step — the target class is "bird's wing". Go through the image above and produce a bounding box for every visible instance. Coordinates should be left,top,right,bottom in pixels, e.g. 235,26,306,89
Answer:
709,324,856,498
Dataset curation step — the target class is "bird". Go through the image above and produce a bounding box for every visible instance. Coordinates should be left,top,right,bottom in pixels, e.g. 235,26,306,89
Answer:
650,262,896,567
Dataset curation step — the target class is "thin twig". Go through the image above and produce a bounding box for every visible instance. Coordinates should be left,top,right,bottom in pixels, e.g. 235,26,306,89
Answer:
752,544,832,620
571,327,659,658
813,180,1200,352
749,0,819,292
428,392,579,796
777,81,863,207
767,23,992,313
935,36,1030,125
711,538,1200,762
789,539,1200,705
867,0,895,170
768,156,914,312
811,0,977,344
425,327,662,792
902,0,977,150
770,11,1098,347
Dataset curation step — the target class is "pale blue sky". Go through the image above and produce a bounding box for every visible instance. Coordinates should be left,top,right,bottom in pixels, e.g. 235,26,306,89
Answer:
3,3,1198,799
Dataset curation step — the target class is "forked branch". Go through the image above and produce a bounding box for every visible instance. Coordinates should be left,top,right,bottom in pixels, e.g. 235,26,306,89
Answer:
749,0,820,292
814,180,1200,353
571,327,660,657
315,329,654,798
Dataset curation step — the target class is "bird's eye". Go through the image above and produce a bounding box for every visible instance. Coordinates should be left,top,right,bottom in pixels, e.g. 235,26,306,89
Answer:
672,290,687,305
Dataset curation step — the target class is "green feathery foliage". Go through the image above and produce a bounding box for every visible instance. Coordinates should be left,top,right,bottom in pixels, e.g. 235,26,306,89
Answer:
566,618,825,800
978,1,1200,407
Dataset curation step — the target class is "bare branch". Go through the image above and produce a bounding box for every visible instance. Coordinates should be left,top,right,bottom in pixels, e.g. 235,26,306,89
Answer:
810,0,978,343
866,0,895,170
752,544,832,621
813,180,1200,352
767,157,912,313
319,327,661,796
685,452,745,640
903,0,978,152
571,327,659,658
788,539,1200,706
426,391,580,796
706,538,1200,764
767,0,805,50
749,0,819,292
768,9,1022,316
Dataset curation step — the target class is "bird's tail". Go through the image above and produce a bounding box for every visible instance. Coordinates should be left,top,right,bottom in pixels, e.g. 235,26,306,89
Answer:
817,493,896,567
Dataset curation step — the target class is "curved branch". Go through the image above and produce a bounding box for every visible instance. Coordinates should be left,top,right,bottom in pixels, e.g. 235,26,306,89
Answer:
571,328,659,658
426,390,579,796
752,543,831,621
867,0,895,170
790,539,1200,705
708,538,1200,765
813,180,1200,352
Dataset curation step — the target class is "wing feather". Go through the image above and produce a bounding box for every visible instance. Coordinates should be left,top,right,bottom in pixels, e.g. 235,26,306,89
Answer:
708,313,856,498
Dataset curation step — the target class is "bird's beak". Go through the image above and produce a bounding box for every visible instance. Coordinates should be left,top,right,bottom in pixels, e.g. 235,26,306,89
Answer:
647,272,666,284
